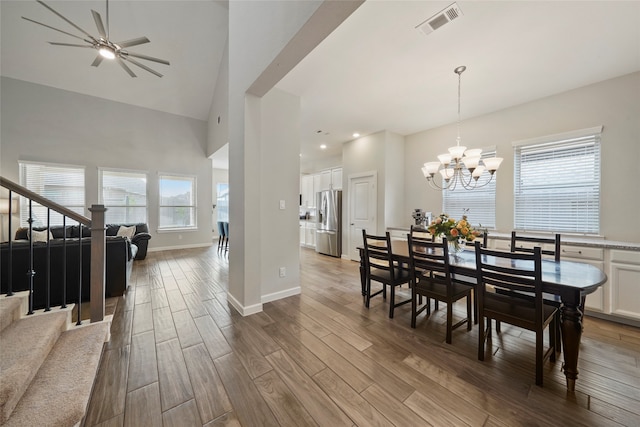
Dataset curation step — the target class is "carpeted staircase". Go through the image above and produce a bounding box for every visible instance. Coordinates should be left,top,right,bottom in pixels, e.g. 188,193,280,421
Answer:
0,292,109,427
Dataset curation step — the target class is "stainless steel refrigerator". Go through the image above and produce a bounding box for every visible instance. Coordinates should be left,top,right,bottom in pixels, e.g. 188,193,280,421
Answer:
316,190,342,257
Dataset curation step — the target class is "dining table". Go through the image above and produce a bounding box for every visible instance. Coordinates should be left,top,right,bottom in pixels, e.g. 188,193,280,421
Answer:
358,239,608,391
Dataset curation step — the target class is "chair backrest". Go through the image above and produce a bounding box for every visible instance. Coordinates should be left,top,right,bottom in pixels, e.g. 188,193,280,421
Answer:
223,222,229,236
478,231,488,248
474,241,544,324
362,230,396,281
510,231,560,261
410,225,433,241
407,234,452,291
217,221,225,237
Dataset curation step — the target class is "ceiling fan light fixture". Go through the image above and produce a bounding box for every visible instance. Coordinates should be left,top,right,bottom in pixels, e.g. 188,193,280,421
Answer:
99,46,115,59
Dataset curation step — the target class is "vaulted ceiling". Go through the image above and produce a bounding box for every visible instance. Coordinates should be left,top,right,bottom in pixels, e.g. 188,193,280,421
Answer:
2,1,639,168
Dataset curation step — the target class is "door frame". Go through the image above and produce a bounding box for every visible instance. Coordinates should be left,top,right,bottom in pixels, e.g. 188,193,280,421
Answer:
347,170,377,261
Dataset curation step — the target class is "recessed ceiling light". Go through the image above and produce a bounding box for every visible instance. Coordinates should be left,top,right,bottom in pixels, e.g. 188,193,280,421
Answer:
353,133,360,138
320,144,327,149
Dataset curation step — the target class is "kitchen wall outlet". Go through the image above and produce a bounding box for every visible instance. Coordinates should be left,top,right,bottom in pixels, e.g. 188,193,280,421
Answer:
279,200,286,210
279,267,286,277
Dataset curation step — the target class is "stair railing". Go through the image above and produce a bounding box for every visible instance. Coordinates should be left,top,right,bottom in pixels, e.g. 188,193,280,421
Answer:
0,177,106,323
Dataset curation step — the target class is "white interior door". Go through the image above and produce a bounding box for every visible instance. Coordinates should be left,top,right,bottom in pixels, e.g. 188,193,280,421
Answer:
348,172,377,260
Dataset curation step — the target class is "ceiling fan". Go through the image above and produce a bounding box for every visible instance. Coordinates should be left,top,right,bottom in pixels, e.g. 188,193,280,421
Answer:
22,0,170,78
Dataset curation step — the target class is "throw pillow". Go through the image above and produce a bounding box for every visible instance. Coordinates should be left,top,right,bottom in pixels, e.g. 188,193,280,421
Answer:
117,225,136,240
30,229,53,243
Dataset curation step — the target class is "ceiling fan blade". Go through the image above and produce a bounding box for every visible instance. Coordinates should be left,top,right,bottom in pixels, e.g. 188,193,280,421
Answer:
106,0,110,40
122,51,170,66
49,42,93,48
91,10,107,40
91,55,104,67
36,0,97,43
22,16,89,43
115,37,150,48
117,59,137,78
122,56,163,78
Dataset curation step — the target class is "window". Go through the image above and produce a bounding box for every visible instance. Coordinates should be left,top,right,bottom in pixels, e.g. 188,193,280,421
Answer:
514,127,601,234
158,174,196,229
216,183,229,222
19,161,85,227
99,169,147,224
443,149,497,229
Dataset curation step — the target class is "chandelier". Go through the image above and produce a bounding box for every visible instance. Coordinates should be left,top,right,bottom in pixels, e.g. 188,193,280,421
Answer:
422,66,503,190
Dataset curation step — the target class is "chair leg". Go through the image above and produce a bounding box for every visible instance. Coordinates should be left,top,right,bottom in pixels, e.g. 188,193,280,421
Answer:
411,289,417,328
496,320,501,333
536,329,544,386
472,288,478,324
389,286,395,318
466,295,472,331
365,278,372,308
446,302,453,344
478,316,486,361
549,318,557,363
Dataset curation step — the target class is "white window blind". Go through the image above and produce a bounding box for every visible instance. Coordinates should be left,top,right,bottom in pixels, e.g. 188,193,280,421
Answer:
159,174,196,229
99,169,147,224
19,161,85,227
514,129,601,234
443,150,497,229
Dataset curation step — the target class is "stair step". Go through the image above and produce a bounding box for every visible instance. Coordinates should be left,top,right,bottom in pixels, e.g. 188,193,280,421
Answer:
0,294,25,333
3,321,109,427
0,310,68,424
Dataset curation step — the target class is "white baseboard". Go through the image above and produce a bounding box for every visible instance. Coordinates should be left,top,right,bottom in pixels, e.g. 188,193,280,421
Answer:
148,242,213,252
261,286,301,304
226,292,263,316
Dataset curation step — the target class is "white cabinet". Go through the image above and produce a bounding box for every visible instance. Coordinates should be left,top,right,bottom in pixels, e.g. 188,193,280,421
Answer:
319,170,331,191
560,246,606,312
300,175,314,208
609,250,640,321
300,221,316,248
331,168,342,190
313,174,322,205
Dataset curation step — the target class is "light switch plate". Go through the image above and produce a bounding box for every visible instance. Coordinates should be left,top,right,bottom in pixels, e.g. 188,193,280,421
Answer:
279,200,285,210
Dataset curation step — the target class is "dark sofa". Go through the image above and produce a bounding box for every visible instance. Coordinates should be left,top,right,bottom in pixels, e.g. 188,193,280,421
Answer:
0,223,151,309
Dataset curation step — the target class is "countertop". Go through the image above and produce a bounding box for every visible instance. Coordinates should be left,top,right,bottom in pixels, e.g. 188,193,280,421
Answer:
387,227,640,252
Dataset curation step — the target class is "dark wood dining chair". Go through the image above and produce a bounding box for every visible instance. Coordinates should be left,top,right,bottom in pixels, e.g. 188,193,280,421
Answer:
217,221,226,249
474,241,558,386
407,235,472,344
362,230,412,318
511,231,560,261
508,231,564,349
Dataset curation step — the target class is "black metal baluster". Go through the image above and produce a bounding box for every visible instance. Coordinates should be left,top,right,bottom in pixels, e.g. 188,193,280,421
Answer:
27,199,35,315
61,216,67,309
76,221,82,325
7,191,13,296
45,208,51,311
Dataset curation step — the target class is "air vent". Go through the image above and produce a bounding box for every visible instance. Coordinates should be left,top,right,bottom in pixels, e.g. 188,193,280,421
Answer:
416,2,463,36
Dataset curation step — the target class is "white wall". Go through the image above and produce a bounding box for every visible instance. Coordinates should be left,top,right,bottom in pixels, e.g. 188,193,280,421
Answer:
383,131,405,229
404,71,640,243
226,1,361,314
212,167,229,234
0,77,213,250
207,40,229,158
260,88,302,301
342,130,406,251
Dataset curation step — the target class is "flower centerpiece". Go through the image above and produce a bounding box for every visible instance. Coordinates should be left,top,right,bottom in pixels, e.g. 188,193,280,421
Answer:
426,213,481,253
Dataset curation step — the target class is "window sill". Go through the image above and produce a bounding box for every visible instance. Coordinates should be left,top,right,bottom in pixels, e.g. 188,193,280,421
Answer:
156,227,198,233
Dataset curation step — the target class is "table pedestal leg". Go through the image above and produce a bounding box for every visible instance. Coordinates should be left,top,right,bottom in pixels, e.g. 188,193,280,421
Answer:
560,303,583,391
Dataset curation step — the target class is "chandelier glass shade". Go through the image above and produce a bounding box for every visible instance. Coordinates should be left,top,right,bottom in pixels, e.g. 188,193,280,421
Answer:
422,66,503,190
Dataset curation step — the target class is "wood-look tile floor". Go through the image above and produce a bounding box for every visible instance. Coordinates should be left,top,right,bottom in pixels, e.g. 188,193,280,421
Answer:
85,246,640,426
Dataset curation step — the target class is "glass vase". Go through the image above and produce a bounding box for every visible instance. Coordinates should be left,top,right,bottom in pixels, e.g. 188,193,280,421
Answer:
448,239,464,254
